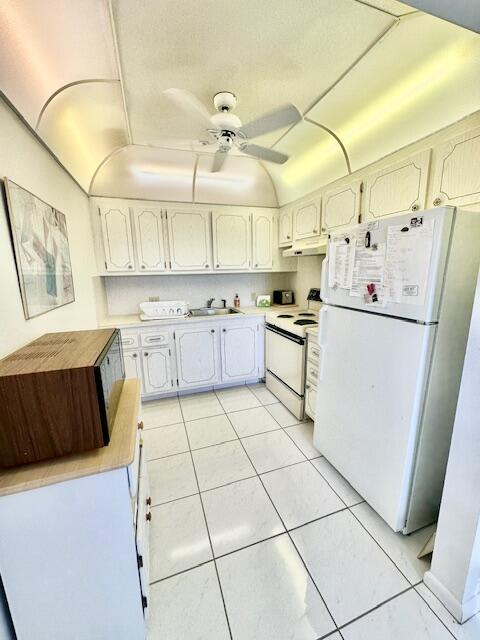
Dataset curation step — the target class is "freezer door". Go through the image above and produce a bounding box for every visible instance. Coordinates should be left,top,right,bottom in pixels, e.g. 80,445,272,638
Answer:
314,305,436,532
321,206,454,323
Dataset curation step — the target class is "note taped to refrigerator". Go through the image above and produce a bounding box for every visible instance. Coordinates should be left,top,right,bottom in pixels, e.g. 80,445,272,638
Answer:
384,219,435,306
328,235,355,289
350,242,386,305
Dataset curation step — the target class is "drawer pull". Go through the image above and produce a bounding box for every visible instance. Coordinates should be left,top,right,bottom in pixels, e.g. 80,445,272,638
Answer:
146,512,152,522
138,421,144,430
311,349,319,357
147,336,164,342
146,497,152,506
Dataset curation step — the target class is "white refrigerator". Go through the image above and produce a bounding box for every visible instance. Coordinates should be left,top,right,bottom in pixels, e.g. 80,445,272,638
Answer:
314,206,480,533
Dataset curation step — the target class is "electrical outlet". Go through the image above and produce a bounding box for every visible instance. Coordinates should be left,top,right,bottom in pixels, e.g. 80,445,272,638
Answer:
149,296,160,302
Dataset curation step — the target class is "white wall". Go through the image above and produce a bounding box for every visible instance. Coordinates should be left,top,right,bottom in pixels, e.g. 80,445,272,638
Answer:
424,268,480,622
104,272,291,315
0,97,98,358
287,256,323,305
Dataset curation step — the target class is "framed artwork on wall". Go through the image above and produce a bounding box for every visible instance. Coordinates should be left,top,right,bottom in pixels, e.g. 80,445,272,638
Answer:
3,178,75,319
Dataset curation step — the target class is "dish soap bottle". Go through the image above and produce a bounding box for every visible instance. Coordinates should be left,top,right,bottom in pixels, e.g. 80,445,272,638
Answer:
233,293,240,308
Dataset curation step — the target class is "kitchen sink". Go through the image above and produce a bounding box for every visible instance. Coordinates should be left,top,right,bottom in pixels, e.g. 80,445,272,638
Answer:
189,307,242,317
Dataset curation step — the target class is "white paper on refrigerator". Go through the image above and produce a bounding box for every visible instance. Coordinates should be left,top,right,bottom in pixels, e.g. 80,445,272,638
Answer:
328,234,355,290
384,219,435,306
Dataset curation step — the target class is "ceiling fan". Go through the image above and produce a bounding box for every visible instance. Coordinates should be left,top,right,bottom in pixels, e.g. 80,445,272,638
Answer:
163,89,302,172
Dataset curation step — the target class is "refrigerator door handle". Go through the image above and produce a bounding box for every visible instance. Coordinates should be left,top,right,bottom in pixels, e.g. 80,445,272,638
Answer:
318,306,328,381
321,256,329,302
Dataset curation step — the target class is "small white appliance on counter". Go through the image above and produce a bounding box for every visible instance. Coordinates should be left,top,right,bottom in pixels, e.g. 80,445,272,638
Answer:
265,288,321,419
314,206,480,533
139,300,188,321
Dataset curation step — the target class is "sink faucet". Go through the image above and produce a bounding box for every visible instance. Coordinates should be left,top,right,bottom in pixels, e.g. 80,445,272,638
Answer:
206,298,215,308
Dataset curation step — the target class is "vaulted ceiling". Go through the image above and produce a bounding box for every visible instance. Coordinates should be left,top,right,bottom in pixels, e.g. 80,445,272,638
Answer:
1,0,479,206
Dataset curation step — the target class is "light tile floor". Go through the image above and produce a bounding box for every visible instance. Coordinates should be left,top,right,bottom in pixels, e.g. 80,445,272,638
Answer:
144,383,479,640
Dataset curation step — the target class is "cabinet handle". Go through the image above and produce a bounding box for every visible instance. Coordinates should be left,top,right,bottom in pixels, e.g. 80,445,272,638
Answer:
147,337,163,342
144,352,149,356
205,264,209,268
146,497,152,506
141,265,146,269
313,228,318,234
222,328,226,332
433,197,441,206
286,235,291,239
146,512,152,522
306,384,310,389
321,226,326,233
132,353,138,358
255,263,258,267
411,204,420,212
138,421,144,430
216,264,220,268
128,264,133,269
210,329,215,333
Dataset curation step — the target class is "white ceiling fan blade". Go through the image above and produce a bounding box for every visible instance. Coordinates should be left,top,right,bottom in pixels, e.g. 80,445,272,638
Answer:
163,88,213,128
241,144,289,164
239,104,302,139
211,150,228,172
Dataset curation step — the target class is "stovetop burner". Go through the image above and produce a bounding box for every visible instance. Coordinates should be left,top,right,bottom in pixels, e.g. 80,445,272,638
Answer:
277,314,294,318
294,319,318,326
298,312,315,317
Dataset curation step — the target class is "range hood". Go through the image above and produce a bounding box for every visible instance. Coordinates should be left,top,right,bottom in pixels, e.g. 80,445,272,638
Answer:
283,236,327,257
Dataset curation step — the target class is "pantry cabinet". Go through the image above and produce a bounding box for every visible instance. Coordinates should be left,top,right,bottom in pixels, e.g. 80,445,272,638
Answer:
322,181,362,233
141,348,174,394
99,205,135,271
430,127,480,208
278,208,293,246
132,206,166,272
212,210,251,270
363,150,431,220
252,211,274,270
166,209,212,271
220,321,260,382
175,324,221,388
293,199,321,240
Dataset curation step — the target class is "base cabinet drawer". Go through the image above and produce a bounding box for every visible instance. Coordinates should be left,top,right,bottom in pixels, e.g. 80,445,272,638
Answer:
305,383,317,420
306,362,319,386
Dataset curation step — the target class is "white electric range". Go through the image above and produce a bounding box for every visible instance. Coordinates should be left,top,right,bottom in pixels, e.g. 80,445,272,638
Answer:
265,289,321,419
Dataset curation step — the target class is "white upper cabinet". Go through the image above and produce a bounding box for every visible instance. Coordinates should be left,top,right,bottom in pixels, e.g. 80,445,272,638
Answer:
99,205,135,271
322,180,362,233
220,321,259,383
252,211,274,270
212,211,250,270
278,208,293,246
166,209,212,271
430,127,480,208
132,206,166,272
293,199,321,240
363,150,431,220
141,347,173,394
175,325,221,388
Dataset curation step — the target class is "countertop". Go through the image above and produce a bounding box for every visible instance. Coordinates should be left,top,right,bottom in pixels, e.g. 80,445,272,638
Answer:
0,379,140,497
99,304,301,329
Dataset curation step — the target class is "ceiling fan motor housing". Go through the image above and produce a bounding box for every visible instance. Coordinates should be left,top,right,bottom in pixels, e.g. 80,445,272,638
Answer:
213,91,237,112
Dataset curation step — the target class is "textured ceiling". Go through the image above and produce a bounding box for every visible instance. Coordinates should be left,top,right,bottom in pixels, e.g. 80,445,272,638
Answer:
0,0,479,206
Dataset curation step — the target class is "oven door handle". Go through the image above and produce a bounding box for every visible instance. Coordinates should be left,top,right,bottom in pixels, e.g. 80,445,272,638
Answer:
266,324,305,345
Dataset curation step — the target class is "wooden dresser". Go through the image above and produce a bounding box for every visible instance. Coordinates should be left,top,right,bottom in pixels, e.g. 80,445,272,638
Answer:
0,379,150,640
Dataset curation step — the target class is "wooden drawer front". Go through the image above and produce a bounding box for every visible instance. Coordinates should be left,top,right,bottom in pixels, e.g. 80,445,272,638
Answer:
127,427,141,499
140,331,169,347
307,340,320,365
305,383,317,420
306,362,319,385
120,331,139,348
136,449,151,617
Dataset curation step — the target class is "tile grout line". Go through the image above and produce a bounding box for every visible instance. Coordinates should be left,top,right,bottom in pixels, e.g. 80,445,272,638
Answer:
177,402,234,640
218,391,341,637
412,585,459,640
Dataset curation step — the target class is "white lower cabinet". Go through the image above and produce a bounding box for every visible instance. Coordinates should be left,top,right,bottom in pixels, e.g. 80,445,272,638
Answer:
141,347,174,393
305,383,317,420
124,349,143,391
220,321,260,382
174,324,221,389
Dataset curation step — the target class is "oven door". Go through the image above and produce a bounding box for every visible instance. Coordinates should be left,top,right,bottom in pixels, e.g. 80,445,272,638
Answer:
266,325,306,395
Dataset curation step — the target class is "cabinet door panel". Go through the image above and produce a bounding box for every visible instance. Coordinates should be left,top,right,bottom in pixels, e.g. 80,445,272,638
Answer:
124,349,143,387
279,209,293,246
431,127,480,208
305,384,317,420
252,211,273,270
221,323,258,382
167,210,212,271
133,207,166,272
294,200,321,240
175,325,220,388
323,181,362,232
100,206,135,271
142,348,173,394
212,211,250,270
363,150,431,220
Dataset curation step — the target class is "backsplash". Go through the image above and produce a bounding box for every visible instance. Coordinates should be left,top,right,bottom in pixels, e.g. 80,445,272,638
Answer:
104,272,291,315
288,256,323,304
